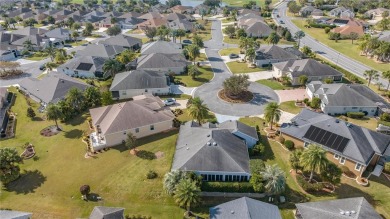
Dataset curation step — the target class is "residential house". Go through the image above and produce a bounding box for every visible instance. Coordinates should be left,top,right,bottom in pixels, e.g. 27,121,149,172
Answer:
118,17,144,30
306,81,389,116
76,44,125,58
243,20,273,38
327,18,365,28
138,17,168,30
110,70,171,99
330,19,365,36
329,7,355,18
193,4,211,15
165,12,193,22
311,9,324,17
237,14,263,28
167,19,194,32
19,72,89,107
150,3,170,13
141,40,183,55
43,28,73,45
365,8,390,20
299,6,316,17
295,197,381,219
210,197,282,219
119,12,143,19
57,56,108,78
136,53,188,74
0,210,32,219
89,206,124,219
89,94,175,150
0,49,18,61
378,30,390,43
171,120,258,182
0,87,11,137
169,5,193,14
272,59,343,86
254,45,302,67
139,11,164,20
99,34,142,51
280,109,390,177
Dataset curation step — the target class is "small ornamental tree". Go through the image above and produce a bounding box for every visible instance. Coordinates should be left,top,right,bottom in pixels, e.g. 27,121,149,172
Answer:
310,97,321,109
298,75,308,86
222,74,250,97
0,148,23,184
125,132,137,154
27,107,36,119
80,184,90,199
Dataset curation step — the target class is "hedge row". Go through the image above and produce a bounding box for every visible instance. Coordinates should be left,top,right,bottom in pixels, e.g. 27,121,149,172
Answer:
201,181,255,193
296,175,324,192
347,112,365,118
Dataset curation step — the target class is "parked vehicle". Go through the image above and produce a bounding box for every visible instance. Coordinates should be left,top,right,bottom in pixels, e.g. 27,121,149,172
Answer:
229,53,239,59
182,40,192,44
164,98,176,106
63,44,72,48
39,64,46,70
279,20,285,24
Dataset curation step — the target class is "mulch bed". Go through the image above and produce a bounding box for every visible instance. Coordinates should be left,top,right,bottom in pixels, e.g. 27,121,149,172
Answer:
218,89,253,103
40,125,62,137
21,144,35,159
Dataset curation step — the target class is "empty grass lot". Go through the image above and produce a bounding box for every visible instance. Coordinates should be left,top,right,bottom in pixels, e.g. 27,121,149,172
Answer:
226,61,268,74
175,65,214,87
291,19,390,72
239,117,390,219
279,101,302,114
0,87,184,218
219,47,241,56
256,79,288,90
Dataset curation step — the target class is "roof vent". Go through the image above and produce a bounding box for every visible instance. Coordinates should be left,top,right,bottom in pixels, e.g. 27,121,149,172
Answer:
231,211,234,214
213,142,217,146
351,210,356,214
207,134,210,137
340,211,345,215
335,119,340,123
327,124,330,127
186,147,189,150
36,89,39,91
207,142,211,146
345,211,350,216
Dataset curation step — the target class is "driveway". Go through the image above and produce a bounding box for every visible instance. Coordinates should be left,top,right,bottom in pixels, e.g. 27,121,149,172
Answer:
241,71,274,82
275,89,307,102
168,99,188,110
193,19,279,116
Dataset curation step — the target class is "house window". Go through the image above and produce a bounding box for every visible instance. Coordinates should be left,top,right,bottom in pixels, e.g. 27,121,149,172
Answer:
355,163,362,171
340,156,346,165
352,107,358,109
304,142,309,148
135,128,139,133
74,71,79,74
122,90,127,95
150,125,154,130
334,154,340,160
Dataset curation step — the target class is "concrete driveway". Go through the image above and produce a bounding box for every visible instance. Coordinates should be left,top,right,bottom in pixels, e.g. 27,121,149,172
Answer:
275,89,307,102
168,99,188,110
241,71,274,82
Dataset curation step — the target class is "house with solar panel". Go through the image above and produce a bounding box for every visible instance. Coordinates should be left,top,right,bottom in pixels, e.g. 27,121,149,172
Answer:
171,120,258,182
280,109,390,178
57,56,108,78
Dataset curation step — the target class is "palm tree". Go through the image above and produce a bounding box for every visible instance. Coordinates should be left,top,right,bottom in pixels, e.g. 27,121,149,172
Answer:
187,97,209,124
246,47,255,63
266,32,280,45
54,48,67,64
382,70,390,91
125,132,137,154
261,164,286,196
188,65,200,79
363,69,379,87
264,102,281,130
300,144,328,182
46,103,63,130
185,44,200,65
173,178,201,216
103,59,123,78
23,39,34,52
45,62,57,71
294,31,305,48
71,31,80,41
163,170,187,196
66,88,85,112
176,29,186,43
45,43,57,61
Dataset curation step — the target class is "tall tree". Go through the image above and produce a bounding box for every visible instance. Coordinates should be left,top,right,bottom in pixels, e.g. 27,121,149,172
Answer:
66,88,85,112
45,43,57,61
188,65,200,79
192,34,204,48
264,102,281,130
246,47,256,63
176,29,186,43
223,25,236,38
266,32,280,45
363,69,379,87
289,149,302,173
185,44,200,65
187,97,209,124
349,32,358,44
46,104,63,130
294,31,305,48
116,49,136,64
163,170,187,196
144,26,157,41
103,59,123,77
223,74,250,97
101,91,114,106
300,144,328,182
260,164,286,196
23,39,34,52
84,86,101,107
54,48,67,64
382,70,390,91
173,178,201,216
125,132,137,153
0,148,23,184
106,25,121,36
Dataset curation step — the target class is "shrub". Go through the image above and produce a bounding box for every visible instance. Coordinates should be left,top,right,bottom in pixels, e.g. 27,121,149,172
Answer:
249,174,264,192
303,98,309,104
201,181,255,193
384,162,390,174
324,27,331,33
340,166,355,178
146,170,158,179
296,175,324,192
310,97,321,109
208,117,218,124
126,215,152,219
380,113,390,122
172,118,182,128
250,159,265,174
252,143,265,156
346,112,365,119
284,140,295,150
279,136,285,144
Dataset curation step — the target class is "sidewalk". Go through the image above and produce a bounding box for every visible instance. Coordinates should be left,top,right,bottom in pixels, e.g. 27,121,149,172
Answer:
201,192,266,198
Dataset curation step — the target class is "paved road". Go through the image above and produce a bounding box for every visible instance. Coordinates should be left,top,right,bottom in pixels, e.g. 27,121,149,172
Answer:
273,1,386,84
194,19,279,117
1,36,108,87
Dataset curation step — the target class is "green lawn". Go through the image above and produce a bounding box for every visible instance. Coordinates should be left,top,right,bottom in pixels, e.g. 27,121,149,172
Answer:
280,101,302,114
223,36,240,44
291,19,390,72
159,94,192,100
221,18,235,24
176,109,216,123
175,65,214,87
69,40,88,47
337,116,378,131
25,54,48,61
256,79,287,90
226,62,268,74
198,53,208,62
239,117,390,219
0,87,184,218
219,47,241,56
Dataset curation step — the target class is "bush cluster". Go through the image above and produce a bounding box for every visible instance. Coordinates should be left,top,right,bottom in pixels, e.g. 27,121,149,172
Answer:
296,175,324,192
279,136,285,144
284,140,295,150
201,181,255,193
146,170,158,179
346,112,365,119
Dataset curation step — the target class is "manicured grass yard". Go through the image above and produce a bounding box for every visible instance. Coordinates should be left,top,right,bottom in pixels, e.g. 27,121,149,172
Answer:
280,101,302,114
25,54,48,61
176,109,216,123
219,47,241,56
175,65,214,87
226,61,268,74
70,40,88,47
198,53,208,62
0,87,184,218
223,36,240,44
291,19,390,72
337,116,378,131
239,117,390,219
256,79,287,90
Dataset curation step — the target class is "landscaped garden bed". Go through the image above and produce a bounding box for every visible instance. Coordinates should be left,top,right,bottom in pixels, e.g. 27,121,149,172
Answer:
20,143,35,159
40,125,62,137
218,89,253,103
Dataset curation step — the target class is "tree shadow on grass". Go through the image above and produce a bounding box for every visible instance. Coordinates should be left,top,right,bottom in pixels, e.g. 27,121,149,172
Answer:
86,193,101,202
6,170,46,194
259,133,275,161
64,129,83,139
32,117,44,121
65,113,88,126
335,182,378,207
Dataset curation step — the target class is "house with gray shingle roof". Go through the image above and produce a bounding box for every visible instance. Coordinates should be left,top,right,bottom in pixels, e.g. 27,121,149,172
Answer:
136,53,188,74
89,94,174,150
306,81,390,116
254,45,302,67
210,197,282,219
281,109,390,177
295,197,381,219
57,55,108,79
100,34,142,51
172,120,258,181
110,70,171,99
89,206,124,219
140,40,182,55
244,20,273,38
76,44,125,58
19,72,89,107
272,59,343,86
0,210,32,219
